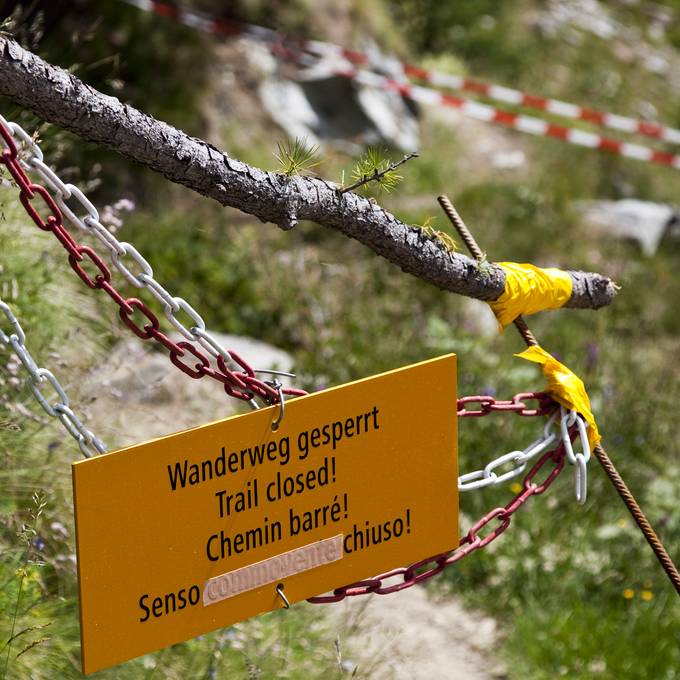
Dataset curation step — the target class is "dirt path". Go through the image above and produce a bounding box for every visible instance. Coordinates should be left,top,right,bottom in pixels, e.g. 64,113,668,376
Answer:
334,586,504,680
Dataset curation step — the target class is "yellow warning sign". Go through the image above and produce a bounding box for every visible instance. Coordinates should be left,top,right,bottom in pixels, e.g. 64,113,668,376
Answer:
72,354,458,674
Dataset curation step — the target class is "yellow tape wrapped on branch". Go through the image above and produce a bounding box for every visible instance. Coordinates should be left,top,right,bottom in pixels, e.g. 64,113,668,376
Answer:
516,345,601,450
489,262,573,328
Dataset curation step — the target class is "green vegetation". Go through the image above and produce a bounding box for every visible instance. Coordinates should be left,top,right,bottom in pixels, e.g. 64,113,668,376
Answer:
2,1,680,678
347,146,406,194
275,137,321,177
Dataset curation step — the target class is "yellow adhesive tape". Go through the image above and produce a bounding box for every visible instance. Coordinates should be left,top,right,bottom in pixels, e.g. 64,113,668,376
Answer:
489,262,573,328
516,345,601,450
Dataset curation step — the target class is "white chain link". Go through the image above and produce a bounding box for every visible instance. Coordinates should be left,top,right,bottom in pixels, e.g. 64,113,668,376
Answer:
0,299,107,458
459,410,558,491
459,408,590,504
560,407,591,504
0,114,261,408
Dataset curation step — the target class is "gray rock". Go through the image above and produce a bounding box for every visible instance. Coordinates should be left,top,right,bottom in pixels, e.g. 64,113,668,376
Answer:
576,198,679,256
253,36,419,152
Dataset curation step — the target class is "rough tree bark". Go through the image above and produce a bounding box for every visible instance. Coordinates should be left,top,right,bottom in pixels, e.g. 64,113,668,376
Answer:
0,36,616,309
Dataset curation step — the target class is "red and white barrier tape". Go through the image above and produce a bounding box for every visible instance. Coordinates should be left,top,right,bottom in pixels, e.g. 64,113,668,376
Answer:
399,66,680,147
302,43,680,147
121,0,680,169
334,66,680,169
290,42,680,169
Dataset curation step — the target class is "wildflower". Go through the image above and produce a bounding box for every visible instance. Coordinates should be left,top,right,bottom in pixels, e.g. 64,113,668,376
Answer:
623,588,635,599
585,341,599,372
510,482,523,494
113,198,135,212
50,521,68,537
641,590,654,601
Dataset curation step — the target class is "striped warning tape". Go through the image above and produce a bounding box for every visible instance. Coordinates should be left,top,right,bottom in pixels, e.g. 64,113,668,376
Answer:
121,0,680,146
301,43,680,147
331,65,680,169
121,0,680,169
120,0,274,39
400,67,680,146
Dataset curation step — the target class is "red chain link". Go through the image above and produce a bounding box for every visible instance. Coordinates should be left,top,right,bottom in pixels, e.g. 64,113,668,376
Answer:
309,397,570,603
0,122,306,406
456,391,555,417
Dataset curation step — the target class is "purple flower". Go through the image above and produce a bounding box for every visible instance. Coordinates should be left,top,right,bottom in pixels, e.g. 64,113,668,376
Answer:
585,341,600,372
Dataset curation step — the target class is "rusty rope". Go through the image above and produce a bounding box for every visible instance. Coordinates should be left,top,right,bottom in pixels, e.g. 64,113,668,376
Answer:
593,444,680,594
437,197,539,347
438,193,680,596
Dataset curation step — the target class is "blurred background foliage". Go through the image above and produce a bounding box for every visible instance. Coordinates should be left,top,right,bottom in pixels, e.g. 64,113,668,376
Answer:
1,0,680,678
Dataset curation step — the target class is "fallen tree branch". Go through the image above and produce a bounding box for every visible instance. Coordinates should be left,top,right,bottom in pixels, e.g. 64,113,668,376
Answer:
0,36,616,309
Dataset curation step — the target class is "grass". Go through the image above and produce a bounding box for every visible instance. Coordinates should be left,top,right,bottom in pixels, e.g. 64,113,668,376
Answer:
0,205,98,679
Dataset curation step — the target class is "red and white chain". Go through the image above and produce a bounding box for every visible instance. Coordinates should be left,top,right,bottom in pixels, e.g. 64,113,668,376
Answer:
0,115,306,410
0,116,592,496
0,298,106,457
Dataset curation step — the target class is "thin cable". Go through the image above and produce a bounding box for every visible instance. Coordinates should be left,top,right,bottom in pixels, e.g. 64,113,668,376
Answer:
437,195,538,346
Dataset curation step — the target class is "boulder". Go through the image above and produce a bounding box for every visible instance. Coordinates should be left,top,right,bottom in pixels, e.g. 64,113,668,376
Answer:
252,37,420,152
576,198,679,256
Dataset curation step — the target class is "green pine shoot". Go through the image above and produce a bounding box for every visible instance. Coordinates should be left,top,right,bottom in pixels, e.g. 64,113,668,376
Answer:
351,145,403,194
275,137,321,177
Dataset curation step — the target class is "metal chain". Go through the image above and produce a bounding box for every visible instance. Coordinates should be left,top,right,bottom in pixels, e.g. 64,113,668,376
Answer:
0,299,106,457
457,395,591,504
309,422,576,603
440,192,680,596
559,407,591,504
0,115,306,410
458,409,560,491
0,116,589,596
308,396,584,602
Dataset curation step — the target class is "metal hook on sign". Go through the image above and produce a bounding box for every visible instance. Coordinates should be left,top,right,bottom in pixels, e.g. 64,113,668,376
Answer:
267,379,285,431
276,583,290,609
255,368,297,379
